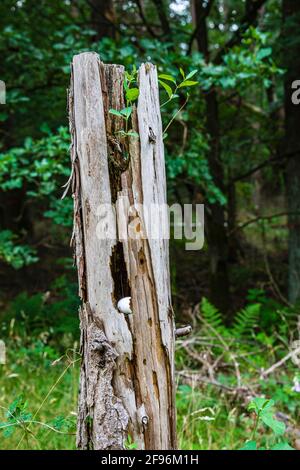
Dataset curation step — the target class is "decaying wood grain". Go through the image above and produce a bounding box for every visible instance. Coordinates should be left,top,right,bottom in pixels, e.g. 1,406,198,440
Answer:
70,52,176,450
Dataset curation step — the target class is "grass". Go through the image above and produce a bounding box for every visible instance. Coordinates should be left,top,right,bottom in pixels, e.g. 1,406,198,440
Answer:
0,354,244,450
0,340,79,450
0,328,298,450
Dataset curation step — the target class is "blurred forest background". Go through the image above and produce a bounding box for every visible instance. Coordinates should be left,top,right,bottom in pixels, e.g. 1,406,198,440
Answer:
0,0,300,450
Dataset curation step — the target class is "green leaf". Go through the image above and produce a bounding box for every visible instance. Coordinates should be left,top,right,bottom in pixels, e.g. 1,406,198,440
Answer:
239,440,257,451
186,69,198,80
159,80,173,99
120,107,132,119
126,131,139,138
271,442,295,451
219,77,236,89
248,398,286,435
178,80,198,88
248,397,273,415
158,74,176,83
261,412,285,435
179,67,185,79
125,434,138,450
126,87,139,102
110,106,134,119
123,79,129,92
257,47,272,60
116,130,126,137
109,109,124,118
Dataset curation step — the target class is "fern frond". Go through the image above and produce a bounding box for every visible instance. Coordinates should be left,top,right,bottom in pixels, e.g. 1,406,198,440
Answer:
199,297,225,334
231,303,261,337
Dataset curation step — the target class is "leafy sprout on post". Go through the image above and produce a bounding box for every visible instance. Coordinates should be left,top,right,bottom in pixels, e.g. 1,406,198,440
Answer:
109,65,139,139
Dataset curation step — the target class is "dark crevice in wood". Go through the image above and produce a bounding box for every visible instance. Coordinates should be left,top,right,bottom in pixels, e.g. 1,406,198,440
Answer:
110,241,131,305
101,62,130,204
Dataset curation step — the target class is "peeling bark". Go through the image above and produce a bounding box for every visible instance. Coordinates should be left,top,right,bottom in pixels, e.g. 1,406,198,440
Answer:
69,52,176,450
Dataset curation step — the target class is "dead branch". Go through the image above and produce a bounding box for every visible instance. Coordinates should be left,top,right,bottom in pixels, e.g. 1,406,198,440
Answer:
260,345,300,379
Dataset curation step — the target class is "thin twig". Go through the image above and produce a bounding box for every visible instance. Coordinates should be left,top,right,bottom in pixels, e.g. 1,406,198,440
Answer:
230,211,300,235
260,346,300,378
0,420,75,435
177,371,251,394
163,97,189,135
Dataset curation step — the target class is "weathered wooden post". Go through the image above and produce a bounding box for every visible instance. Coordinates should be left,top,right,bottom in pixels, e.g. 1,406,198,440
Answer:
69,52,176,450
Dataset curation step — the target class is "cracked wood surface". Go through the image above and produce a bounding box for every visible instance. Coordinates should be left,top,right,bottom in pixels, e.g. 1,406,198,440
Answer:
70,52,176,450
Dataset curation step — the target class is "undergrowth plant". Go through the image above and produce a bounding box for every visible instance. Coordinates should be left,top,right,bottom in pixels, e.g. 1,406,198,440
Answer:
1,289,299,450
0,347,79,450
200,296,261,338
0,230,38,269
175,293,299,450
240,397,294,450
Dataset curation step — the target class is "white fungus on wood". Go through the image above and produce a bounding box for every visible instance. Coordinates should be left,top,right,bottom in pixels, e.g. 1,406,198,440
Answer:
117,297,133,314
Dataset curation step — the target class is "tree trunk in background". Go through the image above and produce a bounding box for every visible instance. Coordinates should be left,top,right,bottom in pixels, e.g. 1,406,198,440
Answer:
193,0,231,316
205,92,231,316
283,0,300,303
151,0,172,40
89,0,115,40
70,53,176,450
